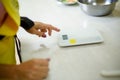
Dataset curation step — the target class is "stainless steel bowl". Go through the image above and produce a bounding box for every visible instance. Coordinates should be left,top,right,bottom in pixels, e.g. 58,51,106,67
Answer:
78,0,118,16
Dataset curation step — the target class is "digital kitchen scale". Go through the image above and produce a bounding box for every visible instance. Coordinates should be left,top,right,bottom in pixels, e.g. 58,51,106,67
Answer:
58,28,104,47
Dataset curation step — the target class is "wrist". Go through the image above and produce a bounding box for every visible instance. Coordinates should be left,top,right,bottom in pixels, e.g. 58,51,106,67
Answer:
20,17,34,30
0,64,18,80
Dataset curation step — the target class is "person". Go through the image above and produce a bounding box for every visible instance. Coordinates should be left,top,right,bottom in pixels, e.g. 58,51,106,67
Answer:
0,0,60,80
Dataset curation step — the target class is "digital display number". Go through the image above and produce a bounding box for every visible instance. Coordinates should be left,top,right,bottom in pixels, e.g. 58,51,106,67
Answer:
62,35,68,40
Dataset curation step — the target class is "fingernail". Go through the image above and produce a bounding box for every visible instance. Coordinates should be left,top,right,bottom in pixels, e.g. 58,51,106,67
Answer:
42,35,46,38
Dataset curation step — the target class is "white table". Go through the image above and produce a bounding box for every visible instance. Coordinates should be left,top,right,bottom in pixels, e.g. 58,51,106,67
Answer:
18,0,120,80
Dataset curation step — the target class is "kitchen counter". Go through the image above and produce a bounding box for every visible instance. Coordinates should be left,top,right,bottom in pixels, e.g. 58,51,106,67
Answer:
18,0,120,80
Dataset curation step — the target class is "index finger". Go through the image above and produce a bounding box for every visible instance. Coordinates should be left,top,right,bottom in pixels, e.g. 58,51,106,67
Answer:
51,26,60,32
47,25,60,36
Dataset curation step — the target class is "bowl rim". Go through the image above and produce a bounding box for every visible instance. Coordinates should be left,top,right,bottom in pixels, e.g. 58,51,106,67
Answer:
77,0,118,6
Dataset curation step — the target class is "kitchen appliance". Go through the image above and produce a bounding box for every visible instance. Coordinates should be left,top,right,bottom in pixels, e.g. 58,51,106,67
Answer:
58,28,104,47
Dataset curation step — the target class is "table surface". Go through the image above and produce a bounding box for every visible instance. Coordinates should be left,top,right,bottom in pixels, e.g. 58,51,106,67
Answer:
18,0,120,80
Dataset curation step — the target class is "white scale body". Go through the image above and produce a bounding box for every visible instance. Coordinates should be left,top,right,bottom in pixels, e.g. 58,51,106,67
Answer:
58,28,104,47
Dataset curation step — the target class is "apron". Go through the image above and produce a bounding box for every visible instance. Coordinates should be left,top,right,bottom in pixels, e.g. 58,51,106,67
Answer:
0,0,20,64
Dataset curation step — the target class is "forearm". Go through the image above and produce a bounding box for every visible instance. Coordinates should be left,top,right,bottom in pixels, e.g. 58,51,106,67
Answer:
0,64,18,80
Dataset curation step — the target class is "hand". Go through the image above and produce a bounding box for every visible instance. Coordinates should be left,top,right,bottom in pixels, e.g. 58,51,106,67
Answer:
26,22,60,38
16,59,49,80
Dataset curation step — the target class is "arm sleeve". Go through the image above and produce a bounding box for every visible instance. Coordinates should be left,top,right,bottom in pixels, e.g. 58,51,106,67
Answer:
20,17,34,30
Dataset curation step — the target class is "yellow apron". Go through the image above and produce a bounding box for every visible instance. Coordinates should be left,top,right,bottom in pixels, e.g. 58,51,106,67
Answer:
0,0,20,64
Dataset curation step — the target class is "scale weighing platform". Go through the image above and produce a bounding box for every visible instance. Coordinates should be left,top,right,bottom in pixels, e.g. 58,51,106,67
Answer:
58,28,104,47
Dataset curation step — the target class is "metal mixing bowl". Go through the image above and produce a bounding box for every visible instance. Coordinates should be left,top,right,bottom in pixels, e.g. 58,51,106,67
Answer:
78,0,118,16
